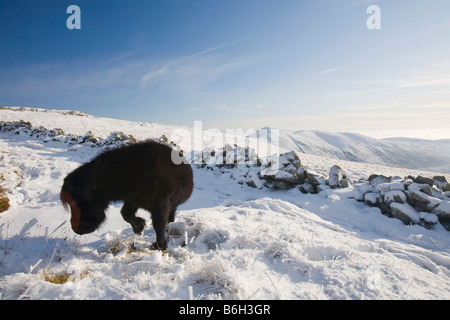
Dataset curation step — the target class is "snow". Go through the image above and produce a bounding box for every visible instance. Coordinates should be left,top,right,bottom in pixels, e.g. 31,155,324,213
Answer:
1,108,450,300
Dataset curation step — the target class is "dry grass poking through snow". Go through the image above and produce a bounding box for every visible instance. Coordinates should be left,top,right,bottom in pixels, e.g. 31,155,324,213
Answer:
0,175,10,213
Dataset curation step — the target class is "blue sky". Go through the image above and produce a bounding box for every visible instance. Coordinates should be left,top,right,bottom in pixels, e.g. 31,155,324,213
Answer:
1,0,450,139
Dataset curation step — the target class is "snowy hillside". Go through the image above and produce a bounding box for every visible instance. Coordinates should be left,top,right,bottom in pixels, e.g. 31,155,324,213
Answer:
256,129,450,174
3,107,450,173
1,107,449,300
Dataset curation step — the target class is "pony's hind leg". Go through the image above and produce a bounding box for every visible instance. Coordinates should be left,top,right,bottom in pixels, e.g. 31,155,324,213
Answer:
169,207,177,223
148,199,171,251
121,201,146,235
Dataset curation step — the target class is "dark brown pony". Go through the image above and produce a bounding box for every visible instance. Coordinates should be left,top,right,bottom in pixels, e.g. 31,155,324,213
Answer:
60,141,193,250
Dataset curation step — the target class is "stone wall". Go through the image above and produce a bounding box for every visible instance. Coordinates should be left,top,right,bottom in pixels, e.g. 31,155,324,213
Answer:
193,145,450,231
2,121,449,231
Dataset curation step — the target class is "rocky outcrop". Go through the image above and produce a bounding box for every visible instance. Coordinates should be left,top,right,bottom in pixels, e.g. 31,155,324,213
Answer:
433,176,450,192
0,120,137,148
193,144,450,230
354,175,450,230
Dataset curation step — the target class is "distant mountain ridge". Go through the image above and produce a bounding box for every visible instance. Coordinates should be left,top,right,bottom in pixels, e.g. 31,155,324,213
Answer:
1,106,449,173
255,129,450,174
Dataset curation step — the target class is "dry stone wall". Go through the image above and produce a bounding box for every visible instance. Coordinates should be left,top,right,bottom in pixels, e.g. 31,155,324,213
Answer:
2,120,449,231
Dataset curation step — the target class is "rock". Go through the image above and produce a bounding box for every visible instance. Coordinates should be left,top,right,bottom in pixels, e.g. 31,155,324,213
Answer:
414,176,433,187
307,170,326,186
328,165,346,189
80,131,99,144
364,192,378,206
231,166,250,183
275,168,306,185
390,202,421,225
405,190,441,212
284,164,297,175
341,178,351,188
376,183,392,196
402,178,414,189
378,201,392,217
389,182,405,191
271,180,292,190
419,212,439,229
245,171,264,190
48,128,64,137
368,174,390,187
423,212,439,224
356,182,373,196
431,187,445,200
260,151,305,189
316,183,330,193
281,150,302,167
296,167,307,182
299,183,315,194
384,190,406,205
433,201,450,230
224,143,234,152
433,176,450,192
273,170,293,182
407,183,433,196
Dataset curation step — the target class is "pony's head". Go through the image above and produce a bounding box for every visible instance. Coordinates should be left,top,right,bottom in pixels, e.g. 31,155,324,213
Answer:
60,174,106,235
60,189,83,233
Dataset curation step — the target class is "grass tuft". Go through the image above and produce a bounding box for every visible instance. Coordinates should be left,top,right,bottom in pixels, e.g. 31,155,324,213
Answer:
0,177,10,213
43,270,71,284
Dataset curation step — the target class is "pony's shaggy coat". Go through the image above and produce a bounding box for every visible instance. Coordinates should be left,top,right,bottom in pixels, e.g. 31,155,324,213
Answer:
60,141,193,250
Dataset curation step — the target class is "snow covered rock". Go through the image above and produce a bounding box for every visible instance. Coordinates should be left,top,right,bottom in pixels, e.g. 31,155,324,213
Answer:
384,190,406,205
419,212,439,229
414,175,434,187
405,190,441,212
390,203,421,225
306,170,325,186
433,176,450,192
433,201,450,230
245,170,264,190
376,183,392,196
280,150,303,167
356,173,450,229
364,192,378,206
328,165,348,189
388,182,405,191
407,182,433,196
261,151,306,190
274,167,305,185
368,174,390,187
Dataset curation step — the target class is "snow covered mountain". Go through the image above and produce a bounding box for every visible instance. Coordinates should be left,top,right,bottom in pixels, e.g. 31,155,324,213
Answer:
2,107,449,173
256,129,450,174
1,107,449,300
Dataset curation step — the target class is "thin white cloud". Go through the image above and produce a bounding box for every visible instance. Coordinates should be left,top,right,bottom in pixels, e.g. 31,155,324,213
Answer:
334,60,450,97
1,41,246,103
395,77,450,89
138,41,256,90
315,67,341,76
141,67,168,86
190,40,243,58
139,53,241,90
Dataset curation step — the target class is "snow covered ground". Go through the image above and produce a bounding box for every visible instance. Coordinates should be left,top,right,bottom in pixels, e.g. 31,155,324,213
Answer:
0,108,449,300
